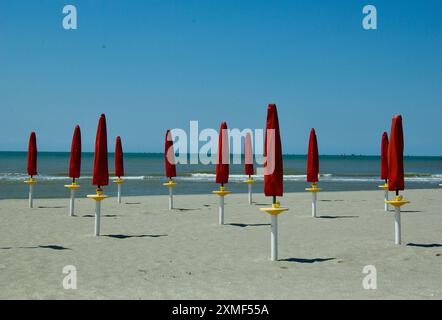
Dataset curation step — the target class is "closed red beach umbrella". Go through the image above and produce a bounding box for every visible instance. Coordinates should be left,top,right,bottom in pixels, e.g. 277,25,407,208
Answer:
216,122,229,185
114,136,124,178
27,132,37,176
264,104,283,197
380,132,389,180
306,128,319,183
164,129,176,179
388,115,404,192
244,132,254,176
92,114,109,187
69,125,82,179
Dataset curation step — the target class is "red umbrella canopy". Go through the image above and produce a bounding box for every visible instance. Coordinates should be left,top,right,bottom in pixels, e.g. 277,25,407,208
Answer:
380,132,389,180
264,104,283,197
216,122,229,185
27,132,37,176
92,114,109,187
306,128,319,183
164,129,177,179
69,125,82,179
114,136,124,178
244,132,254,176
388,115,404,192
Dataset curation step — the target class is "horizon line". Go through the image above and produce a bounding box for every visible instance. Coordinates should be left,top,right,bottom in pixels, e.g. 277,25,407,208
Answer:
0,150,440,158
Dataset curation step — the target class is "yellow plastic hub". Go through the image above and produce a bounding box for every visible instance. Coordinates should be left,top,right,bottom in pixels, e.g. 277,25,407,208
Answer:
213,186,231,197
378,183,389,190
87,188,108,201
244,178,255,185
163,180,177,188
24,177,37,185
306,183,321,193
64,182,80,190
385,195,410,208
260,202,289,216
113,178,124,185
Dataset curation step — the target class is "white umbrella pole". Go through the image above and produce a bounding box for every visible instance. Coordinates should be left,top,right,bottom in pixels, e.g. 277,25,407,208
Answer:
94,200,101,236
219,196,224,225
312,192,317,217
260,199,287,262
117,184,122,204
271,215,278,261
169,187,173,210
384,190,389,211
29,184,34,209
248,184,252,205
394,206,401,245
69,189,75,216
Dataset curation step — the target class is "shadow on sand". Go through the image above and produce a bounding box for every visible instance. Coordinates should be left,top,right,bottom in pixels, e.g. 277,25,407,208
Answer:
319,215,358,219
38,206,66,209
227,223,270,228
103,234,168,239
23,245,71,250
82,214,117,218
2,245,71,250
407,243,442,248
280,257,335,264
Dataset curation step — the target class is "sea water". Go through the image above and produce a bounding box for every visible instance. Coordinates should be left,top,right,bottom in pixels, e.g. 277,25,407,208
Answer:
0,152,441,199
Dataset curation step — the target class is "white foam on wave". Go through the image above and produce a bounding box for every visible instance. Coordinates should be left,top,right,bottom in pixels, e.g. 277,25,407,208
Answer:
182,173,442,183
182,173,308,181
1,172,441,183
0,173,147,181
0,173,71,181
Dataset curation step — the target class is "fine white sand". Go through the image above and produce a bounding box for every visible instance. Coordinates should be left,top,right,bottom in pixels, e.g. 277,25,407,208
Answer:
0,188,441,299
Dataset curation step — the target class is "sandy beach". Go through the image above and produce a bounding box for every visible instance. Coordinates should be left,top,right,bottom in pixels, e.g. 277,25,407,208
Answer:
0,188,441,299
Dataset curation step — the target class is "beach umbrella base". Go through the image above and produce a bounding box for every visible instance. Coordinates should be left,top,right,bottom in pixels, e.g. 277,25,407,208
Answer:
244,178,255,205
163,180,177,210
212,186,231,225
24,177,37,209
260,203,288,261
87,188,109,236
385,195,410,245
378,183,390,211
305,183,321,218
64,182,80,216
113,178,124,204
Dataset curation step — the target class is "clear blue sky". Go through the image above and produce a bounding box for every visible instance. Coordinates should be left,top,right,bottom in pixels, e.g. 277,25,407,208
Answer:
0,0,441,155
